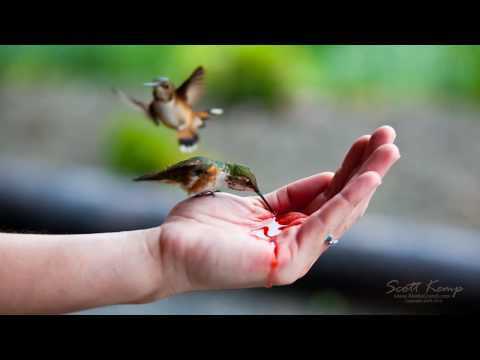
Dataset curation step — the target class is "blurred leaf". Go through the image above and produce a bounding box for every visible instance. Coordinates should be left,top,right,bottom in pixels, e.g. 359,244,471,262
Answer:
213,46,312,108
102,114,193,175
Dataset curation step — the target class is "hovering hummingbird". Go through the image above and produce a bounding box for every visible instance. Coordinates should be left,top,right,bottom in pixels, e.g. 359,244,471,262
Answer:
114,66,223,153
134,156,275,213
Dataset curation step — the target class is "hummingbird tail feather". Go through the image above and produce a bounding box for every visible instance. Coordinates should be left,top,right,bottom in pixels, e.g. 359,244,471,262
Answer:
133,170,172,182
179,143,198,153
178,129,199,153
133,173,160,182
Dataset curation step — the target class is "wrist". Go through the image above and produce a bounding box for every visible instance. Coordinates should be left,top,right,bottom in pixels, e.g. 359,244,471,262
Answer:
128,225,186,304
124,226,166,304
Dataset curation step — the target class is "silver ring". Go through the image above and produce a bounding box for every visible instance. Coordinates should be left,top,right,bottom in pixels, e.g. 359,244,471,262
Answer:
325,234,339,246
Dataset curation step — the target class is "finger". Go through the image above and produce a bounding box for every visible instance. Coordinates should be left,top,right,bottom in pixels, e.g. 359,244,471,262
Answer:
328,125,397,200
333,187,376,239
360,125,397,164
322,135,371,201
264,172,334,214
324,126,396,202
331,144,400,238
303,135,370,215
354,143,401,179
329,144,400,241
296,171,382,264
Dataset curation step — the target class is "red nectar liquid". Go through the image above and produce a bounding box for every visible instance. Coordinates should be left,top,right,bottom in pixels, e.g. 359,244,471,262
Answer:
251,212,307,287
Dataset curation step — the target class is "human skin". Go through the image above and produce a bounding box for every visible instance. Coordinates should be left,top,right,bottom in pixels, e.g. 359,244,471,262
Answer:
0,126,400,314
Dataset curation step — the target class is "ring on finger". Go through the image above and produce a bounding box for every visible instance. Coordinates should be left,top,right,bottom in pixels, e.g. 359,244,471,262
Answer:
324,233,339,246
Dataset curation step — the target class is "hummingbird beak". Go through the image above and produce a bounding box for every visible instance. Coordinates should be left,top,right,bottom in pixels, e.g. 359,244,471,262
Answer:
255,190,276,214
143,82,158,87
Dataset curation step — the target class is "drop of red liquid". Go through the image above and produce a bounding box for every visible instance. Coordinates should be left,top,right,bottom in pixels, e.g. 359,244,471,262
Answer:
251,212,308,288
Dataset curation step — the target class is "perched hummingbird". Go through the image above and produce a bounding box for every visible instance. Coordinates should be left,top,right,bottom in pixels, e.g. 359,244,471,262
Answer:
134,156,275,213
114,66,223,153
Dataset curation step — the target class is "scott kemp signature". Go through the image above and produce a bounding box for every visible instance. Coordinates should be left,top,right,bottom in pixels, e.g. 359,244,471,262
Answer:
385,280,464,303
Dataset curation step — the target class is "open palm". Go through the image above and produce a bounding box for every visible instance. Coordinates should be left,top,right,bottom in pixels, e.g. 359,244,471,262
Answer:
154,126,400,296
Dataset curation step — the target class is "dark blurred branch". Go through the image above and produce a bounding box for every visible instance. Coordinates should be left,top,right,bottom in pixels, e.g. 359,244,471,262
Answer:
0,157,179,234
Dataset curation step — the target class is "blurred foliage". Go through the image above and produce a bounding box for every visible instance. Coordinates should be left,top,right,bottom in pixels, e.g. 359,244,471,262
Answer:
3,45,480,106
304,45,480,102
208,46,312,108
103,114,198,175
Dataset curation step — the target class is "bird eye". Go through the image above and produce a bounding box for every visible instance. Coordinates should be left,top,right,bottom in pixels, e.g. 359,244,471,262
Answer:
194,169,203,176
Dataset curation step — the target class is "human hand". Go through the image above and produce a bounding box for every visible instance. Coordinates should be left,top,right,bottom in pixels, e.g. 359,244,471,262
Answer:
144,126,400,299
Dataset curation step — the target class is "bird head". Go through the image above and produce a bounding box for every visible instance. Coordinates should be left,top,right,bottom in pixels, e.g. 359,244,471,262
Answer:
144,77,174,101
226,163,275,213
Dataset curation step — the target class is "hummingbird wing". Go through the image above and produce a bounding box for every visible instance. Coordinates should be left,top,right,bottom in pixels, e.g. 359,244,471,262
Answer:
175,66,205,106
113,88,158,125
166,156,210,170
134,157,209,183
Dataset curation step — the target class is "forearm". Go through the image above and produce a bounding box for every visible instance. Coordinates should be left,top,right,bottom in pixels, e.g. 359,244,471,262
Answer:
0,227,162,314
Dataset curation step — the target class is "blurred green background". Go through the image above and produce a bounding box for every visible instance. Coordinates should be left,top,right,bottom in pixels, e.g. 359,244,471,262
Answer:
2,45,479,175
2,45,480,103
